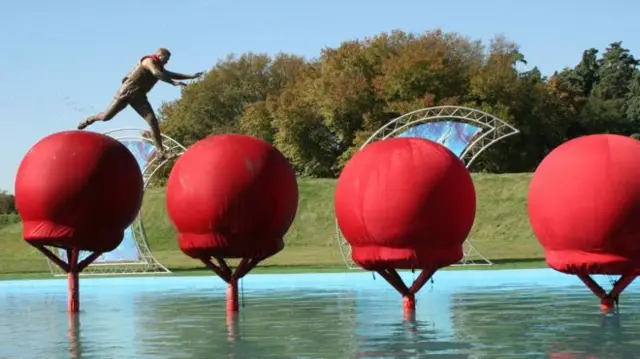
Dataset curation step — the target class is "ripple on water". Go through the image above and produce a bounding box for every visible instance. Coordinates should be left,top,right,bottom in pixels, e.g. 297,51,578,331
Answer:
0,270,640,358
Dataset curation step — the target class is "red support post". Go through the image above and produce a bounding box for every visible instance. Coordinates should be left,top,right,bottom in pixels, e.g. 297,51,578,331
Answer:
577,273,637,313
374,267,437,316
226,279,240,314
576,274,607,299
201,257,230,281
67,271,80,313
375,269,410,296
403,267,436,315
409,268,436,295
203,256,265,315
34,246,103,313
610,274,636,298
67,249,80,313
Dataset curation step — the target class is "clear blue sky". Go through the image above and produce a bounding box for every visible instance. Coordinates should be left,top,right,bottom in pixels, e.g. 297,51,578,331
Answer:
0,0,635,192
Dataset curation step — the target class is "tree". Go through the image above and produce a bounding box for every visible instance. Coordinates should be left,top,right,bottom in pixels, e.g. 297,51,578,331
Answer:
159,53,309,147
157,30,640,178
0,191,16,214
625,71,640,129
591,42,638,101
583,42,639,134
269,78,338,177
574,48,600,97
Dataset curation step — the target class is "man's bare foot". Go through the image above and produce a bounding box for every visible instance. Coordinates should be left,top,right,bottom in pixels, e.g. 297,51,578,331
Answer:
156,150,168,162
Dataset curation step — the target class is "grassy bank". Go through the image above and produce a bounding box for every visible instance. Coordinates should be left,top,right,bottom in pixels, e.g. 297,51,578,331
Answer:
0,173,544,277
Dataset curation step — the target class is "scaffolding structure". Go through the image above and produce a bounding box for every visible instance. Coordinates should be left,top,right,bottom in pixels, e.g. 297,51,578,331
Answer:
335,106,520,269
47,128,186,276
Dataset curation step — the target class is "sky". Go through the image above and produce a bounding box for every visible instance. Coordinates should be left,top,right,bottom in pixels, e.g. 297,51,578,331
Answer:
0,0,635,192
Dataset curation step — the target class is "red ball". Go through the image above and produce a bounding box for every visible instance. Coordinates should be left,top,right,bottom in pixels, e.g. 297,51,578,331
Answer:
528,134,640,275
166,134,298,259
15,131,143,252
335,137,476,270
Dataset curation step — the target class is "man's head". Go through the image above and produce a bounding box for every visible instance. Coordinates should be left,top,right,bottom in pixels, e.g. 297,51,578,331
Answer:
155,48,171,64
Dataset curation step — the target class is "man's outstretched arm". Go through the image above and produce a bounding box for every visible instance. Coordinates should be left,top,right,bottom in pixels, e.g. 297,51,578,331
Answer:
165,70,204,80
142,59,185,86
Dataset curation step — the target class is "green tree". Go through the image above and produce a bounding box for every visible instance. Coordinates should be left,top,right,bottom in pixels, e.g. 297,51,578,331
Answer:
591,42,638,100
238,100,275,142
574,48,600,96
0,190,16,214
625,71,640,129
269,79,338,177
583,42,639,134
157,30,640,178
548,48,599,121
160,53,308,146
463,36,570,172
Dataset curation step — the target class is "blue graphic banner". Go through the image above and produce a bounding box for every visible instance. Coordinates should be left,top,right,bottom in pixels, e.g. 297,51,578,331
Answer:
395,121,482,158
61,138,157,263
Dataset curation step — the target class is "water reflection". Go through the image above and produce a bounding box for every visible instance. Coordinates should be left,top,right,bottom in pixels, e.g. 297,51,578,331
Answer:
450,285,640,358
131,288,361,358
353,289,473,358
0,271,639,358
68,314,81,359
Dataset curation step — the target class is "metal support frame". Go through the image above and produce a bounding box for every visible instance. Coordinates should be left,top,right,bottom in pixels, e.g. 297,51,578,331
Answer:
335,106,520,269
47,128,186,276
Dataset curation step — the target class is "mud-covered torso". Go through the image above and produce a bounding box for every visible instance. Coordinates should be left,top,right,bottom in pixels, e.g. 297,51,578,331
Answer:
118,56,161,98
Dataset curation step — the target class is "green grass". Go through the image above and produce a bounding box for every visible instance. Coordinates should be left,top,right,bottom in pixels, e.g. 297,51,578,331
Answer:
0,173,544,278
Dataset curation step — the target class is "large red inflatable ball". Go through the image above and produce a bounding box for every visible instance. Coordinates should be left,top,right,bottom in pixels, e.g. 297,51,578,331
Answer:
166,134,299,260
335,137,476,270
528,134,640,275
15,131,144,252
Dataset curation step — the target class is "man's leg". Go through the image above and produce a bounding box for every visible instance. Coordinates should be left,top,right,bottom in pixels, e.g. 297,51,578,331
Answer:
77,97,128,130
129,97,167,160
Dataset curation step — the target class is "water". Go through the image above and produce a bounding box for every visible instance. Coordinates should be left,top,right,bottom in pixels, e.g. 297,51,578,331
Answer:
1,269,640,358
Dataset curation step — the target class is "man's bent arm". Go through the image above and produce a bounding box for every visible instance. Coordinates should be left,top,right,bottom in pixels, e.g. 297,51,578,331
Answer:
165,70,196,80
142,59,179,85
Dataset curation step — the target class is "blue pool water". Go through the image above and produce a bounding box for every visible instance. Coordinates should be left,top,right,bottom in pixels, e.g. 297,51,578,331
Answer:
1,268,639,358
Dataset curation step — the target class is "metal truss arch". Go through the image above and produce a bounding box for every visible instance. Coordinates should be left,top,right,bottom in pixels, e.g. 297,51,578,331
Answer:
361,106,519,168
47,128,186,276
336,106,520,269
101,128,187,189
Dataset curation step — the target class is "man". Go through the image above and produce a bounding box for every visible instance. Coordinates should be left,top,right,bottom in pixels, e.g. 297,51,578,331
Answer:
78,48,203,160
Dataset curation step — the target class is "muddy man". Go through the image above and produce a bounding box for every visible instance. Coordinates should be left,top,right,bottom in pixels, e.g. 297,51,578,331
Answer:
78,48,203,161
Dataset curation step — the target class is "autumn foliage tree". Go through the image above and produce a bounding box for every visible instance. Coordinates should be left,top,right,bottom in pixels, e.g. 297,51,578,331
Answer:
157,29,640,179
